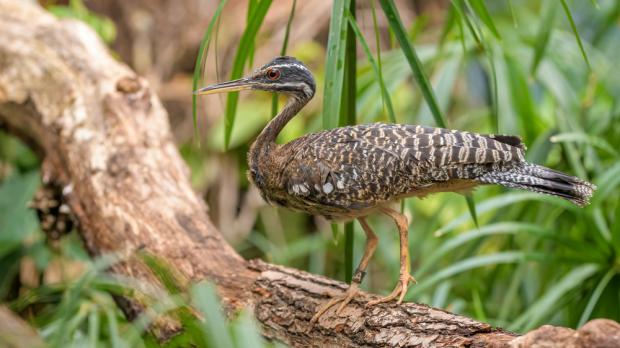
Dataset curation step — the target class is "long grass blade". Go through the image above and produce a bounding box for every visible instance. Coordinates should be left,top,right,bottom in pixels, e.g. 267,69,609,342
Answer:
452,0,481,45
438,5,457,49
506,0,518,28
592,161,620,205
550,132,618,156
453,0,498,133
380,0,479,223
192,0,228,140
411,251,530,295
379,0,447,128
560,0,592,71
87,309,100,348
346,11,396,123
271,0,297,118
233,311,266,347
472,288,488,321
418,222,583,277
247,0,257,67
342,0,357,283
104,307,122,348
323,0,351,129
578,268,615,327
486,43,499,132
370,0,390,120
467,0,501,39
509,264,600,331
192,282,235,348
504,53,539,141
223,0,272,149
434,192,577,236
465,195,479,228
530,1,558,76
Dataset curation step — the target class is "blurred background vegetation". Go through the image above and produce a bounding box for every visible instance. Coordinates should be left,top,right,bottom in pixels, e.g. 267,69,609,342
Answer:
1,0,619,346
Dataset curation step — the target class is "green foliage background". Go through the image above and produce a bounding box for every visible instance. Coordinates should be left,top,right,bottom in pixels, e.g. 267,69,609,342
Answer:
1,0,620,346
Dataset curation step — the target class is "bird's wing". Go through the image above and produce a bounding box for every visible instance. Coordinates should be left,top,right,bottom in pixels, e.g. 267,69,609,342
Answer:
281,123,526,209
392,124,526,167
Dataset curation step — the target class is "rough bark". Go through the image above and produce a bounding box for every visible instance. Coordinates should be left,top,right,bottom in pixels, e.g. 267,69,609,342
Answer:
0,306,45,348
0,1,618,347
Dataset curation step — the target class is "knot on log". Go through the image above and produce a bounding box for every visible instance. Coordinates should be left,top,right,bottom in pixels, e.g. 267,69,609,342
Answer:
116,76,142,94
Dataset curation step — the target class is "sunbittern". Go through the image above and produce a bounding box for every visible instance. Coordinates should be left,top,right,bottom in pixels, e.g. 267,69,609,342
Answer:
195,56,595,323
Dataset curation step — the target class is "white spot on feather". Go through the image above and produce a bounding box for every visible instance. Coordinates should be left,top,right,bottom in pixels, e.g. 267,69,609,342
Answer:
336,179,345,189
323,182,334,194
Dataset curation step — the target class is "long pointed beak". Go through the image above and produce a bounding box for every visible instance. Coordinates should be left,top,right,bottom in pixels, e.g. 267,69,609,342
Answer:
193,78,254,95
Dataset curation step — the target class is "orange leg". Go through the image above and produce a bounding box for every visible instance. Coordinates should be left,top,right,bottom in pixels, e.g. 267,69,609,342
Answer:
367,207,416,306
310,217,378,324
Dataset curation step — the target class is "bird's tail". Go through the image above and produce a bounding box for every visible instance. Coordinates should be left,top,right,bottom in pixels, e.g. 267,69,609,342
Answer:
478,163,596,206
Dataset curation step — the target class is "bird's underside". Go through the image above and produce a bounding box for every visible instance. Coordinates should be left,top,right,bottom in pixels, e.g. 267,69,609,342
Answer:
262,122,528,220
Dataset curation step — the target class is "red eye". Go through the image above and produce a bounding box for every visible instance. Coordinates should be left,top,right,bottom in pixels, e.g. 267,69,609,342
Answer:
267,68,280,80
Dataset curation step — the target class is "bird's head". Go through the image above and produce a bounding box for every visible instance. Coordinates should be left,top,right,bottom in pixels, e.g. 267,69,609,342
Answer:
194,56,315,100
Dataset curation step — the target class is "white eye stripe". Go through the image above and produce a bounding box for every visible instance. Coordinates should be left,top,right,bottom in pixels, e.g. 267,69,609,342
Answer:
269,63,310,72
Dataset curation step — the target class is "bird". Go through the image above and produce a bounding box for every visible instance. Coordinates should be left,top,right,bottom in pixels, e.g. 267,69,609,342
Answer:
195,56,596,324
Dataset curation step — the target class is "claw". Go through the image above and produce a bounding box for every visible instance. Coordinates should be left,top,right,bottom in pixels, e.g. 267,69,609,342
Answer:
367,272,416,306
309,283,360,326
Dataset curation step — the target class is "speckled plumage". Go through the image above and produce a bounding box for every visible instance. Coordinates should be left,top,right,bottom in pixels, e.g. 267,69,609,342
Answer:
250,122,594,221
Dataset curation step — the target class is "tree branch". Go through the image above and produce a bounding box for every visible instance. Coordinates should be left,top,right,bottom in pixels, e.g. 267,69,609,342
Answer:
0,1,617,347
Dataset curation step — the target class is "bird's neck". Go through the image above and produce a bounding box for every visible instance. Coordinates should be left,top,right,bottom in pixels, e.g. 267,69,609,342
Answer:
249,95,307,171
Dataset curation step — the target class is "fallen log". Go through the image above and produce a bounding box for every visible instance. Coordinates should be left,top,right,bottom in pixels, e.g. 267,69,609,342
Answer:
0,1,617,347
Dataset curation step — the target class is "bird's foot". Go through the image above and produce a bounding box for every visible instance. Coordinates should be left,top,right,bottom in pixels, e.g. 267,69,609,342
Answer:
366,273,416,306
309,282,361,326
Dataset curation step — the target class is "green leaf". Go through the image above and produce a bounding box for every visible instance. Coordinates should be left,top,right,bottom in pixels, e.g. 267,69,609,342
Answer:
380,0,480,225
560,0,592,70
104,307,122,348
346,11,396,123
467,0,501,39
223,0,272,149
465,195,479,228
0,171,40,257
331,223,340,245
509,264,600,331
592,162,620,204
232,311,266,347
271,0,297,118
472,287,488,322
419,222,580,277
192,0,229,140
550,132,618,156
411,251,530,295
452,0,481,44
379,0,447,128
344,222,354,283
530,1,558,76
138,252,184,294
88,309,100,348
322,0,351,129
434,192,577,236
341,0,357,283
504,53,540,141
578,268,616,327
370,0,390,119
507,0,518,28
192,282,234,348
